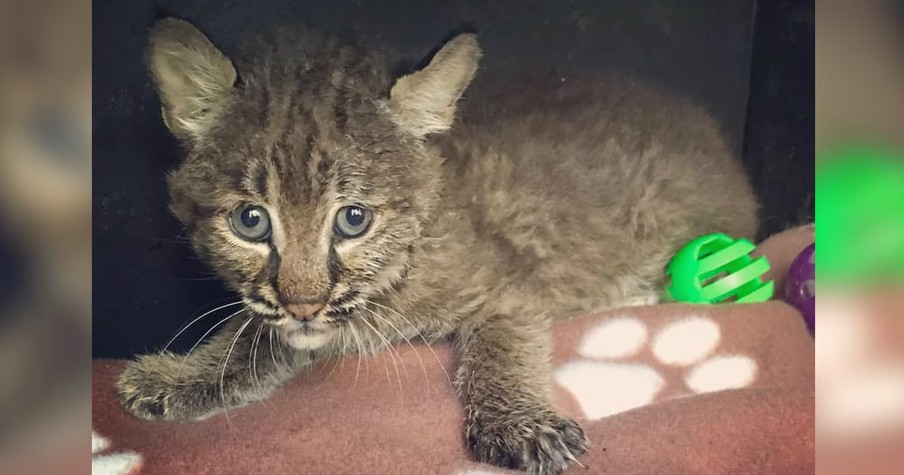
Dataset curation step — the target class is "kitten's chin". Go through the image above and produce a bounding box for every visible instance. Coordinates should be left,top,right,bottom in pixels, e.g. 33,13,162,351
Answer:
280,326,335,350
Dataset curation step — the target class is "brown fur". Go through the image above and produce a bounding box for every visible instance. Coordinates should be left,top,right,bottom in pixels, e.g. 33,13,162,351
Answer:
117,18,757,475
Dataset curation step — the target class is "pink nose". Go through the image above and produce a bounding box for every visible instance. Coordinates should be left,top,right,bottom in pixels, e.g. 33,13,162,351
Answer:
286,302,325,321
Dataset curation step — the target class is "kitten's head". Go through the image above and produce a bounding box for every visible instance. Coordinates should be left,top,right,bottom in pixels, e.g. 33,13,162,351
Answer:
149,18,479,348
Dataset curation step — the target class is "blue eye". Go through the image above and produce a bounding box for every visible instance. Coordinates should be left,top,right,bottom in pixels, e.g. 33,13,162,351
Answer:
229,205,271,242
334,206,373,238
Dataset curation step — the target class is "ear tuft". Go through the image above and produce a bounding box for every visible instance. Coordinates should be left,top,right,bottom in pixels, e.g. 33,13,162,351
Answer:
147,18,236,144
389,33,481,137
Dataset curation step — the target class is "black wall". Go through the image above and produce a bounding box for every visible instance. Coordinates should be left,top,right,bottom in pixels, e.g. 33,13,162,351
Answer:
744,0,815,239
93,0,810,357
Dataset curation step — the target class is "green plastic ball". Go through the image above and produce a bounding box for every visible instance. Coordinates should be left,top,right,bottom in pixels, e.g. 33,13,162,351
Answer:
664,233,774,304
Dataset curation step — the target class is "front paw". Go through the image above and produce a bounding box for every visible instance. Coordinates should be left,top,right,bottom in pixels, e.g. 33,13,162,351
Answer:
468,408,588,475
115,354,209,422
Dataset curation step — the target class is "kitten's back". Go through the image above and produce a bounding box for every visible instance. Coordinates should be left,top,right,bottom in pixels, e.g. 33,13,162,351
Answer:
433,73,757,311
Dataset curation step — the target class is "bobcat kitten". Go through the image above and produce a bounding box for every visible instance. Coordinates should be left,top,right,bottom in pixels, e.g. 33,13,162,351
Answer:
116,18,757,475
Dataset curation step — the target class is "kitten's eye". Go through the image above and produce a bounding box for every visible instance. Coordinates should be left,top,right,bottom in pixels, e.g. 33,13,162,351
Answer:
229,205,271,242
334,206,373,238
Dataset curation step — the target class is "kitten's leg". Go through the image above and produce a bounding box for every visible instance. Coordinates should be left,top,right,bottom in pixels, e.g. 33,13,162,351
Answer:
456,313,588,475
116,314,302,421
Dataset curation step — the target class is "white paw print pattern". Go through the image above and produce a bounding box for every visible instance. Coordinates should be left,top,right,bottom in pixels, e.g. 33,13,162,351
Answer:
92,431,141,475
555,315,758,420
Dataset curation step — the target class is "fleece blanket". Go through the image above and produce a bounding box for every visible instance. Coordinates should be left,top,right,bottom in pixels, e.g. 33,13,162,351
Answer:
92,227,815,475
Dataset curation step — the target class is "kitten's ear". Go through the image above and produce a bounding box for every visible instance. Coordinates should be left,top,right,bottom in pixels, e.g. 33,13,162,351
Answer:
388,33,481,137
147,18,236,145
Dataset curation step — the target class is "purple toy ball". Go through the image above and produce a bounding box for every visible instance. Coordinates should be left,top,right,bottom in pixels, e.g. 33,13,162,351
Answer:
784,243,815,334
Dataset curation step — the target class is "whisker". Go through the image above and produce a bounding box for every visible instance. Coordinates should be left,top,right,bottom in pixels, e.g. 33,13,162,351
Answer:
355,317,393,386
163,301,243,352
347,323,365,387
249,323,277,415
363,305,430,394
249,322,264,391
368,301,453,391
319,330,344,382
364,314,407,378
357,315,404,401
324,354,344,383
276,328,292,370
184,309,245,358
219,316,254,428
177,308,245,376
268,327,280,374
272,327,297,381
317,352,335,376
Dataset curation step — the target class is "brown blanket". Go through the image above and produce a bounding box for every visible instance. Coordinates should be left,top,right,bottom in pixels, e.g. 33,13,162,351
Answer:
92,227,815,474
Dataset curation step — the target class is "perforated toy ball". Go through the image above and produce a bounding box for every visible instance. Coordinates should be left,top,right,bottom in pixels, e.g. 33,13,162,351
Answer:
664,233,774,304
783,243,815,334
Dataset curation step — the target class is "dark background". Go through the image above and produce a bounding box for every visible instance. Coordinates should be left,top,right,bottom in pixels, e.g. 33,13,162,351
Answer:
93,0,814,358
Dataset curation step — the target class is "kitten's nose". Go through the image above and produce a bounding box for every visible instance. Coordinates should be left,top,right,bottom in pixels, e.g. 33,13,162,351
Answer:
286,302,325,321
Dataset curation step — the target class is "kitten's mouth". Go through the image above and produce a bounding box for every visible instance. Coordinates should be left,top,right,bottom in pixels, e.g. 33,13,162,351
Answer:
244,290,360,326
243,291,361,350
271,314,325,329
275,315,337,350
285,321,324,335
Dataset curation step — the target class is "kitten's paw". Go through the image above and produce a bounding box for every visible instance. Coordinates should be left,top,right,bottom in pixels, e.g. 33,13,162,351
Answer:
467,409,588,475
115,354,207,422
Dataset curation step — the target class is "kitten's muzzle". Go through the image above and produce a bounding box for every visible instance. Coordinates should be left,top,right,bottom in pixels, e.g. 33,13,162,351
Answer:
285,302,325,321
